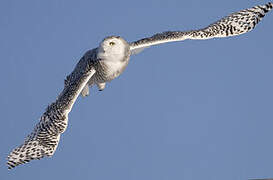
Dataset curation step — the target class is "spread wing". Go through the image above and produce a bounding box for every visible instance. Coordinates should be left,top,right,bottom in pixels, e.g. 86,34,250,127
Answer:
130,2,273,54
7,49,98,169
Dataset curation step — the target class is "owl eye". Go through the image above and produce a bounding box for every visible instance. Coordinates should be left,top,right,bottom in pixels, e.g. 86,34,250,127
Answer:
109,42,115,46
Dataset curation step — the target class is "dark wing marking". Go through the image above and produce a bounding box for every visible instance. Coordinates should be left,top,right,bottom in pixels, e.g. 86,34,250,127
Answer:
130,2,272,54
7,49,98,169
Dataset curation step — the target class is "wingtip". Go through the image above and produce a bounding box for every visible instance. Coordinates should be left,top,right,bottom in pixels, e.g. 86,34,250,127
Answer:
265,2,273,11
7,159,16,170
7,154,14,169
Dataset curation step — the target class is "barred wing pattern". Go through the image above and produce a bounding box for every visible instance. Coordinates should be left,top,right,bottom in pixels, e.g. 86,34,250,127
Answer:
7,49,98,169
130,2,273,52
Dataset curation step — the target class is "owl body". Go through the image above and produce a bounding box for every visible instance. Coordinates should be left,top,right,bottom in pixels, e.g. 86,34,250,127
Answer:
81,36,131,96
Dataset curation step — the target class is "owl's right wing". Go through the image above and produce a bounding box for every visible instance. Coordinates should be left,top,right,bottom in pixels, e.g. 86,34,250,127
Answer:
130,2,273,54
7,49,98,169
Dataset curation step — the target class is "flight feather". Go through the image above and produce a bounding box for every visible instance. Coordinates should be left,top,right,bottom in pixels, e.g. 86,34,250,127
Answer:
130,2,273,52
7,50,97,169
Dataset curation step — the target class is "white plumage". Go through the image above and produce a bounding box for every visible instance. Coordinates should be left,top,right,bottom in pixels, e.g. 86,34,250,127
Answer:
7,2,272,169
130,2,273,53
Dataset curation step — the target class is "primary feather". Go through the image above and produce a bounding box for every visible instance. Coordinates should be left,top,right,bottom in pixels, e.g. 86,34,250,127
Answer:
7,53,97,169
130,2,273,53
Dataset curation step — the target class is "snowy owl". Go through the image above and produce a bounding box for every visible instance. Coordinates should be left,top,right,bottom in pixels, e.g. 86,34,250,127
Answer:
7,2,272,169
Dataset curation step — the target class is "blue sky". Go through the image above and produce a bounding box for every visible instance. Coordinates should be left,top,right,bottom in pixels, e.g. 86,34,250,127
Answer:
0,0,273,179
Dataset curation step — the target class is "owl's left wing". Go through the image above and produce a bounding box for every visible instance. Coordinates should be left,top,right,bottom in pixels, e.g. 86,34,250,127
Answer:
7,49,97,169
130,2,272,54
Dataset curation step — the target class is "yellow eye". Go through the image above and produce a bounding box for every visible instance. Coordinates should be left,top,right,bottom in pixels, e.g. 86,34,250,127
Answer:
109,42,115,46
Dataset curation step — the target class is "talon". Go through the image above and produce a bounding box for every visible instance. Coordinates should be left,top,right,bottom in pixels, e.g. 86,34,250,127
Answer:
97,83,106,91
